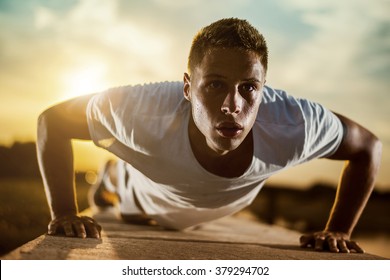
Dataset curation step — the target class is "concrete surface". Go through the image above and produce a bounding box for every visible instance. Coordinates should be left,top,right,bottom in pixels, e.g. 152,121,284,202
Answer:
2,209,386,260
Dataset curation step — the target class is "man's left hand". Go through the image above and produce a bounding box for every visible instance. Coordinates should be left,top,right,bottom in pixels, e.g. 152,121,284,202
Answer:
299,231,364,253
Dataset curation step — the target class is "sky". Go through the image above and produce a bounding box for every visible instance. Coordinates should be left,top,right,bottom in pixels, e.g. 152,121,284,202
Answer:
0,0,389,189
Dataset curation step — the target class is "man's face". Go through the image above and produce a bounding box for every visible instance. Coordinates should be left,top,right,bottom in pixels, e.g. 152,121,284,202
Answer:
184,48,265,155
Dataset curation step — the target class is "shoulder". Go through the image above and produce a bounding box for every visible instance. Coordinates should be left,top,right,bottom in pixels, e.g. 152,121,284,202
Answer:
252,86,307,166
259,85,333,126
90,81,185,116
257,85,344,161
101,81,183,103
258,85,306,126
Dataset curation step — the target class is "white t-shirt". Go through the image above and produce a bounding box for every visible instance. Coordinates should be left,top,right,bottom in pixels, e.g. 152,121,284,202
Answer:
86,81,343,229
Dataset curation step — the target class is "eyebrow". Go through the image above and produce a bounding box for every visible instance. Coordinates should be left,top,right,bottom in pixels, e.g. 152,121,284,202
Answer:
242,78,262,83
204,74,262,83
203,74,226,79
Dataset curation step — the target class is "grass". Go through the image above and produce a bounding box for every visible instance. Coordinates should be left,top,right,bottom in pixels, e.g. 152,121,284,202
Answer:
0,177,91,256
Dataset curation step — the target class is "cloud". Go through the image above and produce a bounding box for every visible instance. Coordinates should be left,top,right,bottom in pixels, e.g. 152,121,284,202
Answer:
273,0,388,80
0,0,168,143
0,0,179,101
266,0,390,187
269,1,390,118
0,0,388,185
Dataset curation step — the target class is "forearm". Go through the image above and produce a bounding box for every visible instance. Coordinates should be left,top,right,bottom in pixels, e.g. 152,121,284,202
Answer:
36,94,101,238
300,113,382,252
37,113,78,219
326,141,382,236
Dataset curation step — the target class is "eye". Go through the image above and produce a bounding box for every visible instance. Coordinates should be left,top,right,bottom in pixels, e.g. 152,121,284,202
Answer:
240,83,257,93
208,81,223,90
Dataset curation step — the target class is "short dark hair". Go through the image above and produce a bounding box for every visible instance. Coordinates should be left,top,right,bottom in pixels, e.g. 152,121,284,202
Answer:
188,18,268,75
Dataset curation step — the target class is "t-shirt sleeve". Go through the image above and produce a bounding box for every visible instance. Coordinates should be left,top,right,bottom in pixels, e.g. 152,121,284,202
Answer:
86,83,160,153
86,81,184,158
299,99,344,161
86,86,127,151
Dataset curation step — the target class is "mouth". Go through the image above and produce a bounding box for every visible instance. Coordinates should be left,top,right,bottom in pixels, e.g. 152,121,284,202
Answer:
216,122,244,138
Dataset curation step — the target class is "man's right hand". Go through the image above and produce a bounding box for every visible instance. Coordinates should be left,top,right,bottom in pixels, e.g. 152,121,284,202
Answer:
48,215,102,239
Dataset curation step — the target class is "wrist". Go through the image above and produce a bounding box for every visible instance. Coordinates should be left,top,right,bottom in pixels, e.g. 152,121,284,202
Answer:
324,224,352,237
51,208,78,220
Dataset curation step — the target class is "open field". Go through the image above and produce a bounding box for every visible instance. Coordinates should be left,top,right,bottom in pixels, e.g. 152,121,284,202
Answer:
0,177,90,255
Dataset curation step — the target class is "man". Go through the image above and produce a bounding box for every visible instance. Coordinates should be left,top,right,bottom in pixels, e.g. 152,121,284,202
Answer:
37,18,382,253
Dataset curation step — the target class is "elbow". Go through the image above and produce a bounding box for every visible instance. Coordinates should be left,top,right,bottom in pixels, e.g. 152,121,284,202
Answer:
37,108,57,147
357,134,382,167
363,135,382,181
37,109,49,130
37,110,50,147
370,136,382,164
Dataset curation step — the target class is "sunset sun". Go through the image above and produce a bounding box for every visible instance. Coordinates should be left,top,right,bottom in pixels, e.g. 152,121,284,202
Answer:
61,64,109,100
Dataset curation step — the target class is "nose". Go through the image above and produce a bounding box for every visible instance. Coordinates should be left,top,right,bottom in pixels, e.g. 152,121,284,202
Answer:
221,88,242,115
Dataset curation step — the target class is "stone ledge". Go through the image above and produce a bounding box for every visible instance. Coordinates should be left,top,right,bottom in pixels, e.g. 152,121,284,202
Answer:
2,209,386,260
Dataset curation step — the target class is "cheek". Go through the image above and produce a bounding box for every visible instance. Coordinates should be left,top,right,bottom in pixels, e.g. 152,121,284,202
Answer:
192,99,215,130
192,101,206,123
243,99,261,123
193,103,203,121
193,97,213,116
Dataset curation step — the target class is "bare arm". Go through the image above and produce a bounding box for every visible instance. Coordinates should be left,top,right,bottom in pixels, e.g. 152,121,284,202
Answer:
300,113,382,253
37,94,101,238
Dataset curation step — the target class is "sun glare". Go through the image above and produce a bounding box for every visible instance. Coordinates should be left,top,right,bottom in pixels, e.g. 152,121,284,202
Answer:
61,65,109,100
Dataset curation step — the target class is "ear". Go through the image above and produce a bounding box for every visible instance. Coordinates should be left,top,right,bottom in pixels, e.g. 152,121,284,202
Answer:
183,73,191,101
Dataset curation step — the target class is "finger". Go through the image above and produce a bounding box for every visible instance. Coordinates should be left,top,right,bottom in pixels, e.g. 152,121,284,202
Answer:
62,221,75,237
82,217,101,239
347,241,365,253
48,221,58,235
327,237,339,253
314,236,325,251
73,219,87,238
299,234,314,248
337,240,350,253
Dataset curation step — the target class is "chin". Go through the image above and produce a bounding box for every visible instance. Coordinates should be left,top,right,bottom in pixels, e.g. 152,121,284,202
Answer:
212,138,243,154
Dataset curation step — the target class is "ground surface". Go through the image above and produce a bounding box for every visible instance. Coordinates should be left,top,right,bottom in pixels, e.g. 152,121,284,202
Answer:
2,209,386,260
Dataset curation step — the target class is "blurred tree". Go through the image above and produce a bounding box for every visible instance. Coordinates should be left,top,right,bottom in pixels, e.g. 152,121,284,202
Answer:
0,142,40,178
